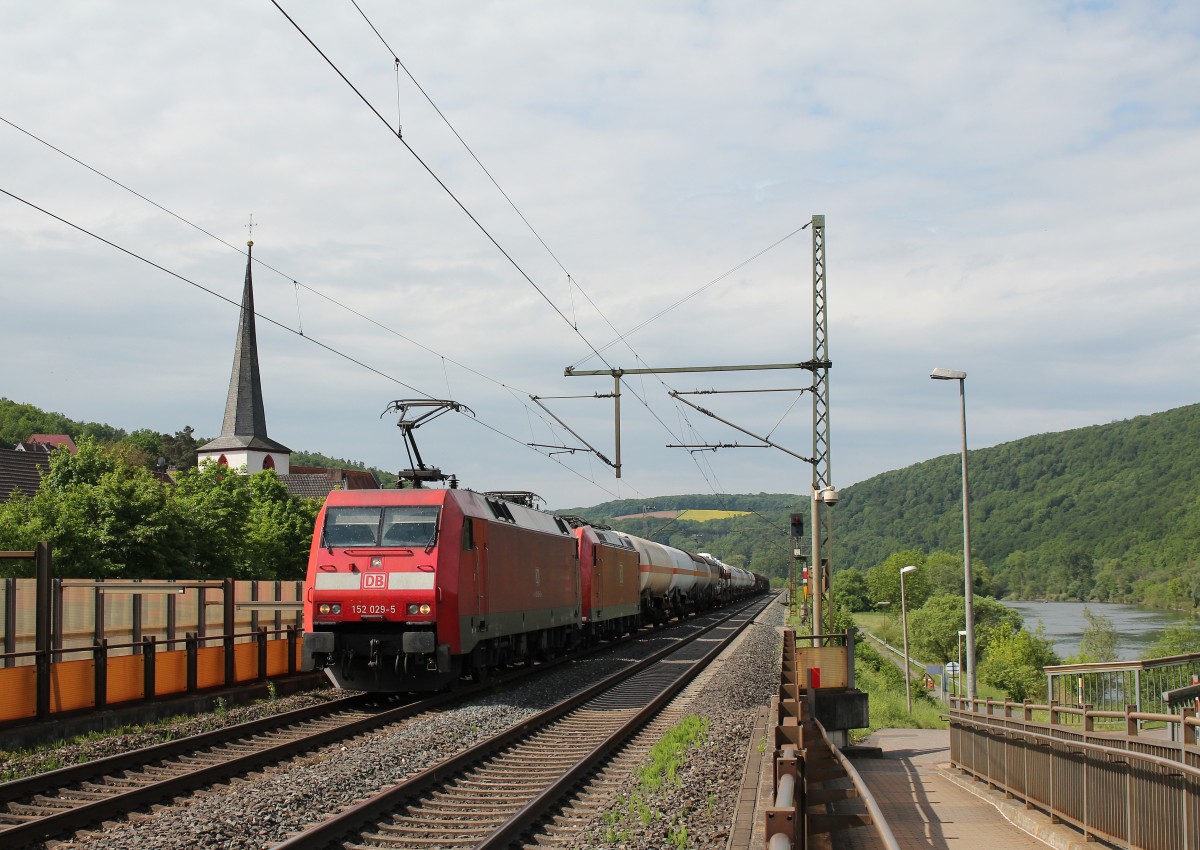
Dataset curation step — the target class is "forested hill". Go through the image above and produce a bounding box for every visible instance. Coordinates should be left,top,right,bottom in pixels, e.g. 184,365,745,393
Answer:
10,394,1200,606
557,493,804,579
831,402,1200,606
555,492,801,521
564,403,1200,607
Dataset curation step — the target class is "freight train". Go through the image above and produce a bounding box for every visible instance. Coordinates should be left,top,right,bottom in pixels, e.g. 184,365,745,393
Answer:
301,487,766,692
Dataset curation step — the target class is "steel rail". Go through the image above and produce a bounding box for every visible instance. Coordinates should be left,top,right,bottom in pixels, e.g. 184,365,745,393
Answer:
271,597,770,849
0,692,457,848
0,692,369,803
0,616,663,848
474,602,766,849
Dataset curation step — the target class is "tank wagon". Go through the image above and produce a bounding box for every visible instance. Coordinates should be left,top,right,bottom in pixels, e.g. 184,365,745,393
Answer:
302,488,766,692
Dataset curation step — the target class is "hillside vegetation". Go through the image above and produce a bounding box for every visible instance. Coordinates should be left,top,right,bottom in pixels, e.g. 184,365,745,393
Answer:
566,404,1200,611
7,396,1200,611
831,402,1200,609
560,493,804,578
0,398,396,484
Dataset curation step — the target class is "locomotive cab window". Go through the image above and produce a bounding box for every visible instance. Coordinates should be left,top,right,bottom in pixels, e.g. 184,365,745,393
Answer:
323,505,441,548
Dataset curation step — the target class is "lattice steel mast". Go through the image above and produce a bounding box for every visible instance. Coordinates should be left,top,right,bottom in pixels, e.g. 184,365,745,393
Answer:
809,215,836,639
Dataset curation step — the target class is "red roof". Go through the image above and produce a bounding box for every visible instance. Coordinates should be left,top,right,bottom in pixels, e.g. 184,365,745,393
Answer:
19,434,78,454
289,466,380,490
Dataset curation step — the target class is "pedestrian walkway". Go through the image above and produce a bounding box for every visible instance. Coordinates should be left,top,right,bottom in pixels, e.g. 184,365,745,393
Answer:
833,729,1091,850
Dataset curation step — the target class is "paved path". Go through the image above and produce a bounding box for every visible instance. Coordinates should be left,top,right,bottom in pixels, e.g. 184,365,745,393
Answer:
833,728,1089,850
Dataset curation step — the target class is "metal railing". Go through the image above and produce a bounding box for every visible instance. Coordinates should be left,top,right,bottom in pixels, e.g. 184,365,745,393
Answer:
766,628,899,849
949,696,1200,850
1044,654,1200,721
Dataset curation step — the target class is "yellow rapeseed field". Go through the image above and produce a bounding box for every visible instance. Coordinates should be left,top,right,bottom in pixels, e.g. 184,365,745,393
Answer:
676,509,750,522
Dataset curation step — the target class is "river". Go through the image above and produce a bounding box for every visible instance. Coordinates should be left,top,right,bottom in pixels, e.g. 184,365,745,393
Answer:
1002,600,1197,662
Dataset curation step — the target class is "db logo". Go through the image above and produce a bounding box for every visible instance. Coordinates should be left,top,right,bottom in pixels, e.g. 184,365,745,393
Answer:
362,573,387,590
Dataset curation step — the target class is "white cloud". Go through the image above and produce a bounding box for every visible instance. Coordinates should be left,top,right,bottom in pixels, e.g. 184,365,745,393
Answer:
1,1,1197,508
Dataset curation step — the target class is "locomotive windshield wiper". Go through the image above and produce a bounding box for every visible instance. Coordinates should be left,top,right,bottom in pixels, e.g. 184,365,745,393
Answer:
423,525,438,554
320,526,333,555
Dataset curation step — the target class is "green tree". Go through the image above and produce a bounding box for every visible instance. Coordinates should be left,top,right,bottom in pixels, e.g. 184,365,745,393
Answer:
865,550,930,611
111,428,162,469
239,471,321,579
907,594,1022,664
41,436,116,490
0,494,39,572
831,568,872,612
1070,606,1119,663
171,462,252,577
28,437,182,578
923,550,966,597
1146,625,1200,658
979,623,1059,700
160,426,201,470
0,397,126,449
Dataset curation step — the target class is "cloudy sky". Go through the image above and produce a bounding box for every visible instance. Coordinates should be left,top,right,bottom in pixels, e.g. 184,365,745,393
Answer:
2,1,1197,509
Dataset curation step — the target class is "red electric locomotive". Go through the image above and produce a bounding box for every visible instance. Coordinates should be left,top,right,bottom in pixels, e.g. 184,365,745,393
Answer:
301,401,768,692
302,488,580,691
301,488,768,692
573,524,641,640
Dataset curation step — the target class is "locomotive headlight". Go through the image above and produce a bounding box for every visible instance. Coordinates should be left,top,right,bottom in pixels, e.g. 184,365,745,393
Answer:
406,603,432,615
318,603,342,615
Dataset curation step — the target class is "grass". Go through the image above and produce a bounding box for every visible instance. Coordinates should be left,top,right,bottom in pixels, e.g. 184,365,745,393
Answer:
597,714,710,840
853,611,903,647
635,714,709,793
851,661,947,742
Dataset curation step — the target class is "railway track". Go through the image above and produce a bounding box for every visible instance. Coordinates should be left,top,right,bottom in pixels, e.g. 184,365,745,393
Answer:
0,690,455,848
271,595,771,849
0,601,763,849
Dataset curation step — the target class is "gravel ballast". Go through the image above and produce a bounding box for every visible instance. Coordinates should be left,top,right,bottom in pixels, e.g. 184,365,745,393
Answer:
573,598,785,848
20,600,783,850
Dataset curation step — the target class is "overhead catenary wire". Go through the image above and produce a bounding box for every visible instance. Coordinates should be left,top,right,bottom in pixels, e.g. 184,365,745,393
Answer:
0,110,643,497
5,11,806,514
268,0,610,371
0,187,429,399
270,1,740,484
0,185,633,502
569,222,810,369
330,1,806,493
349,0,673,397
1,107,792,499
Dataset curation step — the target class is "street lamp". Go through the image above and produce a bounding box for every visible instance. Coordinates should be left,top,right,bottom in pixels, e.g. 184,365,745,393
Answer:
900,565,917,714
957,629,968,699
931,366,977,701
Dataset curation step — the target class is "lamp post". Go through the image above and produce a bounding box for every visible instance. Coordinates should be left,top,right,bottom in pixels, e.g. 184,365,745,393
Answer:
900,565,917,714
957,629,968,699
931,367,976,701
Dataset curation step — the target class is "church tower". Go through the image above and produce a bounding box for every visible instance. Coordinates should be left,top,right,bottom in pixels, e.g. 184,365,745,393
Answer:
197,242,292,473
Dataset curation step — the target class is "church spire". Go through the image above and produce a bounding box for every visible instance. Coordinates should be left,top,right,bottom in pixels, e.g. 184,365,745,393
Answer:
221,241,270,440
197,241,291,469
